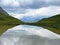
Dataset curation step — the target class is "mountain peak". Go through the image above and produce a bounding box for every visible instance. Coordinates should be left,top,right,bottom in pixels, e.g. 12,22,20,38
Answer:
0,7,3,10
0,7,1,8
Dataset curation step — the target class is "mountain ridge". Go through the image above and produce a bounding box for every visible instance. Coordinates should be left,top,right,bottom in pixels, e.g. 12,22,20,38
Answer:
0,7,23,25
0,7,60,35
25,14,60,34
0,7,23,35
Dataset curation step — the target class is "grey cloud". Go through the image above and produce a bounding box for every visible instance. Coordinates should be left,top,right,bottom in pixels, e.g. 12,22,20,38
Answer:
19,0,60,9
0,0,60,15
0,0,60,9
49,1,60,6
19,1,48,9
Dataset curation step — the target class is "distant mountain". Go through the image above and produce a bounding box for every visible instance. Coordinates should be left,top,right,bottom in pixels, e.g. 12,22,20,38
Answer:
26,14,60,34
0,7,22,25
20,15,47,23
20,16,41,23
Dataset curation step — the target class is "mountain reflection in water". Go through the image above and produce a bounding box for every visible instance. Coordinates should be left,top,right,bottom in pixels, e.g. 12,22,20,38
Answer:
0,25,60,45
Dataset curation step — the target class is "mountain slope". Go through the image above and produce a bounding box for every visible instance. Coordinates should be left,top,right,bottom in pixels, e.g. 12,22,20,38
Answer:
0,7,23,35
26,14,60,34
36,14,60,28
0,7,22,25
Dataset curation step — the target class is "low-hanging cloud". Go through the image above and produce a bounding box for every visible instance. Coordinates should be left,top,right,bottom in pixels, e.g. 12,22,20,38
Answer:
8,6,60,22
12,6,60,22
0,0,60,22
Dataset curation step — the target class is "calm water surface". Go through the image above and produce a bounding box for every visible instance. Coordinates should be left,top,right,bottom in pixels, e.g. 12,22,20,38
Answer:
0,25,60,45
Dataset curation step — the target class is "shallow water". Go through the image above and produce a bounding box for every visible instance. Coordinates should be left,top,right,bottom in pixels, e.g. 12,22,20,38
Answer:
0,25,60,45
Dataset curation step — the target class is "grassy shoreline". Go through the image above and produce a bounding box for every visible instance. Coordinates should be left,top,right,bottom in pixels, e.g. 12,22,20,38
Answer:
0,24,19,36
23,23,60,35
39,25,60,35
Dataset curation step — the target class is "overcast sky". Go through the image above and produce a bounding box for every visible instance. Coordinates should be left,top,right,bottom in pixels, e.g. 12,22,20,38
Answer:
0,0,60,22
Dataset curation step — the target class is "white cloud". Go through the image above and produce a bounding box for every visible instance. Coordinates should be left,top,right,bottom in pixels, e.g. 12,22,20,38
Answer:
19,0,33,5
0,0,60,22
0,0,33,7
1,0,60,8
12,6,60,19
38,6,60,16
0,0,20,7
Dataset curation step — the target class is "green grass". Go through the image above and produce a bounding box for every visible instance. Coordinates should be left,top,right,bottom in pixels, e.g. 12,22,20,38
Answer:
0,25,18,35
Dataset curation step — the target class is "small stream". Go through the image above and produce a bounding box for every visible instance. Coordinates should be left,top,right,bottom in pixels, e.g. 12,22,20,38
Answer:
0,25,60,45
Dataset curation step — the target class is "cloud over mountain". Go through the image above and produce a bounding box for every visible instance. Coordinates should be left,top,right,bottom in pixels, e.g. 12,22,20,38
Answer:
0,0,60,22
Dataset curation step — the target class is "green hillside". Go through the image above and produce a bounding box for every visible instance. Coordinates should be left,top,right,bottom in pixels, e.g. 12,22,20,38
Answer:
0,7,22,35
0,7,23,25
26,14,60,34
0,6,60,35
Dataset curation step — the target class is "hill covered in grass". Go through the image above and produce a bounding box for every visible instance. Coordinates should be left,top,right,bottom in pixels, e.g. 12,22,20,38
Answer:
0,7,23,25
0,6,60,35
26,14,60,34
0,7,23,35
